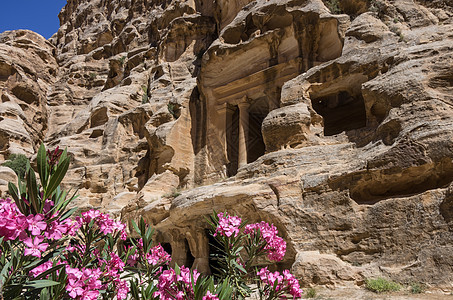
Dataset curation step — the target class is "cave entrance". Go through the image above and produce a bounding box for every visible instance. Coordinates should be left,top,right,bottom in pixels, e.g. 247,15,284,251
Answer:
225,98,268,176
226,105,239,177
311,91,366,136
184,239,195,269
206,229,222,276
247,99,267,164
162,242,172,256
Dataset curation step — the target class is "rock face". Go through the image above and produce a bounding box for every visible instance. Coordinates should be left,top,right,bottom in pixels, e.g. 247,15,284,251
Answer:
1,0,453,288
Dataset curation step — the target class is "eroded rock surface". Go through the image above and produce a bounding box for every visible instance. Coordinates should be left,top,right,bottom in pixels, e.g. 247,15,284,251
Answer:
0,0,453,288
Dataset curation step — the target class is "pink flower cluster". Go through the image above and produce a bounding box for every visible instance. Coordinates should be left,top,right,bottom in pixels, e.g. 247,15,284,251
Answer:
257,267,303,299
214,212,242,238
146,243,171,266
65,266,102,300
62,242,129,299
0,199,77,258
0,198,131,299
244,221,287,261
203,291,220,300
30,261,53,278
154,266,201,299
0,198,28,241
77,210,127,240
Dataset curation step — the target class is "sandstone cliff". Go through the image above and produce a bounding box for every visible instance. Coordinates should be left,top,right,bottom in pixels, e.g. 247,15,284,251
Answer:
0,0,452,289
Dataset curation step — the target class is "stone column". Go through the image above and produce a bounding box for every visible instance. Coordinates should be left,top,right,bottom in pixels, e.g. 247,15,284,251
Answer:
186,230,211,274
217,103,235,163
238,101,250,168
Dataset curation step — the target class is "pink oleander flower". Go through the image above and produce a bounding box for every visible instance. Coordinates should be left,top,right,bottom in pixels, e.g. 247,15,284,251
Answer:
80,290,99,300
43,200,54,215
24,236,49,258
257,267,303,299
115,278,129,300
66,218,82,236
79,209,127,240
127,252,138,266
203,291,219,300
45,219,69,240
0,199,27,241
146,244,171,266
66,279,84,299
214,212,242,238
26,214,47,236
245,221,287,261
65,266,103,299
30,261,53,277
154,266,199,300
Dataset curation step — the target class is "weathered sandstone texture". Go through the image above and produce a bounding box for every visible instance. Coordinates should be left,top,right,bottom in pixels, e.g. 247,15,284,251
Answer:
1,0,453,289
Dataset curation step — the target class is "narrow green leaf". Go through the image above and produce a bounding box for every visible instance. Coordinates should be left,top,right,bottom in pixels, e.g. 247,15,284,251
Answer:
23,280,60,289
17,177,26,196
58,148,68,167
130,280,139,299
8,182,25,214
26,168,39,213
45,157,70,199
174,263,180,275
40,287,50,300
58,207,78,221
7,182,19,202
55,191,78,216
35,264,65,280
232,260,247,274
37,143,48,188
131,220,141,235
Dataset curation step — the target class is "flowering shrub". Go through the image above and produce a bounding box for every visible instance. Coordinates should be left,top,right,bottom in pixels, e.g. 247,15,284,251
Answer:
244,221,286,262
206,212,302,299
0,144,302,300
256,268,303,299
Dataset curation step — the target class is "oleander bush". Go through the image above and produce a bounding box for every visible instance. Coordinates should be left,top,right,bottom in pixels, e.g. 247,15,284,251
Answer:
0,144,303,300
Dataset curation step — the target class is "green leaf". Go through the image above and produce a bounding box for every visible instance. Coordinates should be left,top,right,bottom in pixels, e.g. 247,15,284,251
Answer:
58,207,78,221
174,263,180,275
58,148,68,167
40,287,50,300
17,177,26,197
8,182,25,214
44,157,69,199
3,284,23,299
131,219,141,236
35,264,65,281
23,280,60,289
0,257,12,285
54,190,79,217
7,182,19,202
26,168,39,213
130,280,139,299
37,143,48,188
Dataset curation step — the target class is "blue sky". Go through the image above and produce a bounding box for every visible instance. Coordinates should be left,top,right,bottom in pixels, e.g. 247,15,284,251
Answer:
0,1,67,39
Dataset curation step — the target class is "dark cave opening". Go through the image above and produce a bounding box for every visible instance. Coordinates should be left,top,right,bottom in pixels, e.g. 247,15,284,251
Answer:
226,105,239,177
162,242,172,256
312,91,366,136
247,110,266,164
184,239,195,269
206,229,222,275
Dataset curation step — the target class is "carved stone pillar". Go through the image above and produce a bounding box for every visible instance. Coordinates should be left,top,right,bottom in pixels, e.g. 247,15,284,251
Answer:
238,101,250,168
186,230,211,274
217,103,235,164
